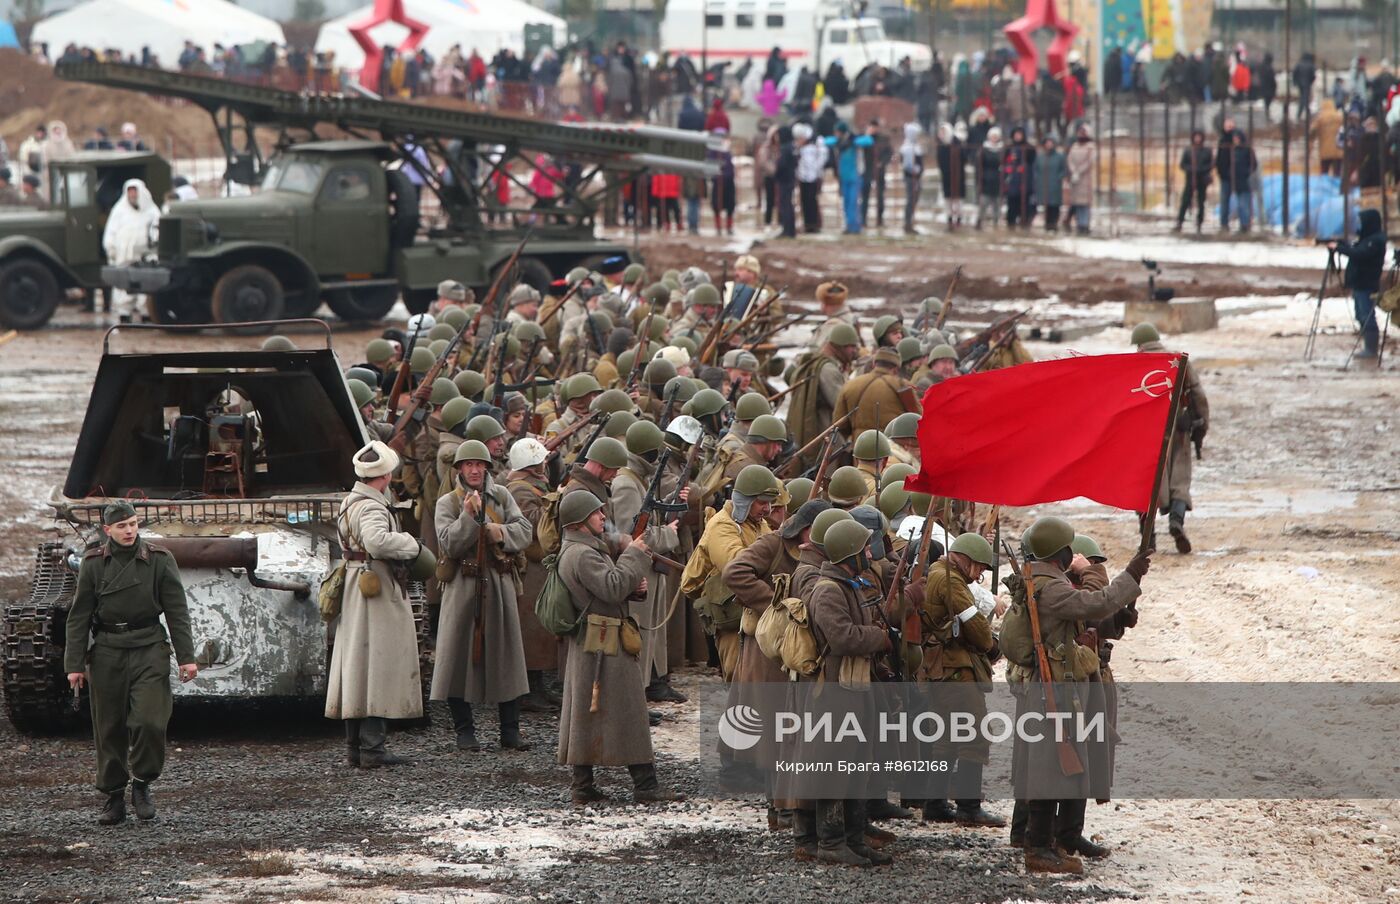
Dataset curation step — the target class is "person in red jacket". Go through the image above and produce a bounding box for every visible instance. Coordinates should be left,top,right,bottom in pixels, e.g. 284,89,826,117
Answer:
1061,72,1085,131
651,172,681,232
704,97,731,133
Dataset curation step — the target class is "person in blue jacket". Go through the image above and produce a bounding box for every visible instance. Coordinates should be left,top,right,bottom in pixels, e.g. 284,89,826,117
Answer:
826,121,874,234
1330,207,1388,359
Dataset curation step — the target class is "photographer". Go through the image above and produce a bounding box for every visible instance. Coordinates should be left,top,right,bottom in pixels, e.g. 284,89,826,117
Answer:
1329,207,1387,360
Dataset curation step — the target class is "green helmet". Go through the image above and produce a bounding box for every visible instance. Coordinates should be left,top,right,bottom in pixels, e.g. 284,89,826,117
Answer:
908,490,933,514
644,315,670,341
786,477,814,510
734,464,779,498
365,337,395,365
262,335,295,352
588,310,614,334
452,438,492,464
1071,533,1106,562
347,366,379,386
623,262,647,284
872,315,902,343
735,391,772,422
662,268,680,283
585,436,628,469
603,410,636,438
428,339,449,358
427,323,456,343
824,519,874,564
1131,322,1161,346
827,323,860,347
408,543,438,581
885,412,920,441
879,462,916,491
663,375,698,404
496,334,522,360
347,378,374,409
513,321,546,344
440,307,470,330
410,346,435,374
672,335,698,356
643,358,678,386
566,266,589,285
625,420,665,455
921,296,943,318
644,282,671,307
811,508,854,546
439,396,474,432
466,414,506,442
616,347,639,377
877,482,911,521
853,429,892,461
950,532,995,568
591,388,635,414
827,467,869,506
563,373,603,405
929,344,958,361
560,489,605,526
925,328,947,348
430,377,460,405
896,336,924,365
689,388,728,419
453,369,486,399
1023,516,1076,560
747,414,787,443
687,283,722,308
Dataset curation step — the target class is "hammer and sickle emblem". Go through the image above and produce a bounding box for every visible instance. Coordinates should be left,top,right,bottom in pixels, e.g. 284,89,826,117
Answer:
1132,369,1174,398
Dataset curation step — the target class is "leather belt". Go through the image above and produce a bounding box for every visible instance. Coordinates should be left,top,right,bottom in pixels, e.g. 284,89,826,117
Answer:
93,614,160,633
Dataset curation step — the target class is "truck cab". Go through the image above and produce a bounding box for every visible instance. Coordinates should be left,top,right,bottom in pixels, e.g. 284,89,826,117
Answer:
819,17,932,73
0,152,170,329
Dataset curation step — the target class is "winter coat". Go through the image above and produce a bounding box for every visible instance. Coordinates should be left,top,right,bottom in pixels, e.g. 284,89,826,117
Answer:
325,483,424,721
1001,141,1035,197
1337,208,1387,292
832,368,920,437
1033,148,1066,205
977,146,1003,197
1138,340,1209,508
506,469,560,670
807,562,888,687
1064,139,1094,206
681,501,770,633
611,455,684,684
937,141,966,198
1179,145,1215,189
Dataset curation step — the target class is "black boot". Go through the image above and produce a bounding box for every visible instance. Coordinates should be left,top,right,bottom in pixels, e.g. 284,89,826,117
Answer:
867,797,916,820
792,807,818,859
344,719,361,768
645,674,687,704
629,762,685,803
922,799,959,822
448,698,480,751
498,700,532,750
130,781,156,820
571,765,606,805
1168,499,1192,554
359,716,411,767
98,790,126,826
1059,834,1112,859
814,800,870,866
518,671,556,714
540,672,563,707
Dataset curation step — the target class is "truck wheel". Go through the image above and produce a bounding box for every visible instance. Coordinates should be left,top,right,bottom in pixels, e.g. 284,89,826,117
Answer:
497,256,553,297
147,291,212,325
211,264,286,327
0,258,61,330
404,289,434,315
325,285,399,323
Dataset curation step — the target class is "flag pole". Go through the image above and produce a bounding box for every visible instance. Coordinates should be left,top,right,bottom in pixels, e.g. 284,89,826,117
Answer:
1138,353,1189,555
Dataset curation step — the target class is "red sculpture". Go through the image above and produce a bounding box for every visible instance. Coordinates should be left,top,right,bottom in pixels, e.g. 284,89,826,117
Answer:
348,0,431,94
1003,0,1079,85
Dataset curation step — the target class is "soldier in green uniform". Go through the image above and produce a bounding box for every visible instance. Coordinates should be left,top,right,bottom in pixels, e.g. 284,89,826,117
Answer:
65,502,197,825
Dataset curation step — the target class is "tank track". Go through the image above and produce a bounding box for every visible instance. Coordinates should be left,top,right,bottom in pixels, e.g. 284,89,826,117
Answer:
2,542,82,735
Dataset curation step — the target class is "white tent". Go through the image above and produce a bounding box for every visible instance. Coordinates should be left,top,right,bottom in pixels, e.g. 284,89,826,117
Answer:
316,0,565,73
32,0,285,68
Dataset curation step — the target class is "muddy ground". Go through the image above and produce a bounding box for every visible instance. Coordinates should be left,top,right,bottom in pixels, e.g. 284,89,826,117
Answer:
2,208,1399,903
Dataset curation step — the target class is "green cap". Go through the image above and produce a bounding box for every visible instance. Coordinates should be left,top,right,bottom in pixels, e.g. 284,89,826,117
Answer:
786,477,814,510
853,429,892,461
347,378,374,409
346,366,379,386
734,464,780,498
592,388,636,415
453,370,486,399
877,482,910,520
563,373,603,404
929,344,958,361
827,323,860,347
102,501,139,525
410,347,435,374
440,307,470,330
824,519,874,564
623,262,647,284
897,336,924,364
1071,533,1106,562
365,338,395,365
687,283,721,308
689,388,728,418
879,462,916,491
603,410,636,438
885,412,920,441
428,323,456,343
262,335,295,352
827,467,868,506
643,357,678,386
453,439,493,464
872,314,902,342
625,420,665,455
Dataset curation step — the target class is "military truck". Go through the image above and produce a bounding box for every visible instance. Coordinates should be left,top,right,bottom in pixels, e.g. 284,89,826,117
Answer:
0,152,170,330
0,321,429,733
52,61,717,328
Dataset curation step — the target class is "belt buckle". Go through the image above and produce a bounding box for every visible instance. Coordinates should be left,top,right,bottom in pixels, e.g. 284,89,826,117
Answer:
111,622,130,630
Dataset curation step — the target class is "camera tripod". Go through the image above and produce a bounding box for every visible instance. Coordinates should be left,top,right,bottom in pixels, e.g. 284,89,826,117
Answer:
1304,246,1343,362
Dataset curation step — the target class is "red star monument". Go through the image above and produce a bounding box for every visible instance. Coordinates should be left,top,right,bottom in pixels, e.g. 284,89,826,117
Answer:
1003,0,1079,85
348,0,431,94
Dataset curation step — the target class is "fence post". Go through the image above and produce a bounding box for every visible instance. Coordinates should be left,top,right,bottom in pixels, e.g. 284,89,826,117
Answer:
1138,91,1146,212
1110,89,1118,235
1164,98,1173,220
1303,80,1312,238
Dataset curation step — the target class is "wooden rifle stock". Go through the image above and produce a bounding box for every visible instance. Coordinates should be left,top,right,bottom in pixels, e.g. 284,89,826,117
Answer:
1022,562,1085,777
543,410,603,453
472,491,488,665
766,374,812,405
934,265,961,331
775,410,855,478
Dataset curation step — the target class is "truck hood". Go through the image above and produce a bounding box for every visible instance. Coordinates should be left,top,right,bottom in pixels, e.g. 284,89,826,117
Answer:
0,209,66,233
885,41,933,68
168,192,306,221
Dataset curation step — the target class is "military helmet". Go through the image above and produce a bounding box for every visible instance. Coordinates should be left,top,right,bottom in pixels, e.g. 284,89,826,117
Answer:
408,543,438,581
853,429,892,461
1071,533,1106,562
924,328,947,348
672,335,699,356
880,462,916,490
687,283,722,308
262,335,295,352
689,387,728,418
513,320,546,343
496,334,522,360
920,296,944,317
827,467,869,506
885,412,920,441
585,436,628,469
508,283,542,307
663,375,698,404
877,482,911,520
563,373,603,404
950,532,995,568
747,414,788,443
566,266,590,284
603,410,636,438
666,414,703,445
439,396,474,432
644,282,671,307
430,377,460,405
929,344,958,361
466,414,506,442
347,366,379,387
734,464,780,498
824,519,874,564
508,437,549,471
347,378,374,409
410,346,435,374
428,339,449,359
896,336,924,365
453,369,486,399
827,323,860,347
1131,322,1161,346
626,420,665,455
587,310,614,335
427,322,456,342
452,438,492,464
440,306,470,330
872,315,902,343
786,477,814,510
735,391,773,422
643,357,678,386
623,262,647,284
559,490,605,526
1023,516,1076,560
643,314,670,341
810,507,854,546
849,505,889,558
406,312,436,335
616,347,639,377
592,388,636,415
365,337,395,365
662,268,680,283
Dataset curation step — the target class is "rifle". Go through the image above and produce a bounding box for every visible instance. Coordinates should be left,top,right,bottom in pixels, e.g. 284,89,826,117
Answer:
743,310,807,351
539,277,584,328
1023,559,1085,777
809,428,843,500
658,380,681,429
385,318,426,417
694,304,731,366
879,527,921,679
718,379,743,431
573,411,613,464
625,308,658,391
955,308,1031,370
774,410,856,478
766,375,812,406
472,487,488,665
467,230,533,340
492,336,553,410
934,265,961,331
717,276,775,345
543,409,604,454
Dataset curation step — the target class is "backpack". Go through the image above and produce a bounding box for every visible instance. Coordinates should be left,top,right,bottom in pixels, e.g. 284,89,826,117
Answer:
997,571,1037,668
534,551,587,636
756,574,823,678
535,489,564,558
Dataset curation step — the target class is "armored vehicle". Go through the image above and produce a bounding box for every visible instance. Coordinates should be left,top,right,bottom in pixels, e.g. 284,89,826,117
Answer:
0,321,429,733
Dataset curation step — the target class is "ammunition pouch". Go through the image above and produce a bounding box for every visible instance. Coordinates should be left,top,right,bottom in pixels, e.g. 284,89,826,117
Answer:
692,573,743,634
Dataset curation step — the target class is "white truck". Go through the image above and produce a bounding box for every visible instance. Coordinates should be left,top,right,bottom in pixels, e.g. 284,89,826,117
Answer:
660,0,932,75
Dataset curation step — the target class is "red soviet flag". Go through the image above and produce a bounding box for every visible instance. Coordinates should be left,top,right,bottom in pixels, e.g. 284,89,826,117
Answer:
904,352,1183,511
